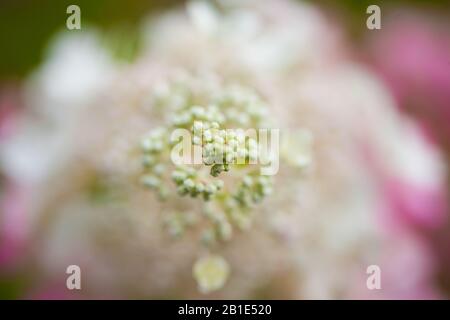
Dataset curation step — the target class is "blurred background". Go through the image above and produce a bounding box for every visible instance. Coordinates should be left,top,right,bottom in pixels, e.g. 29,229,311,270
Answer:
0,0,450,299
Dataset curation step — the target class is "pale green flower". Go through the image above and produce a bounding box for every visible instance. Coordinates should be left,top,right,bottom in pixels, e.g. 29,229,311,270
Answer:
193,255,230,294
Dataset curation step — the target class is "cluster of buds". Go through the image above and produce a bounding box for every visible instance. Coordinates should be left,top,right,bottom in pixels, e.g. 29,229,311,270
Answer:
171,165,224,201
138,74,278,293
234,174,273,207
140,128,169,199
192,118,259,177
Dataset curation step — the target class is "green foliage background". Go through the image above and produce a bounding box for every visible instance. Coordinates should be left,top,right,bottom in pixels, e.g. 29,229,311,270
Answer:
0,0,448,81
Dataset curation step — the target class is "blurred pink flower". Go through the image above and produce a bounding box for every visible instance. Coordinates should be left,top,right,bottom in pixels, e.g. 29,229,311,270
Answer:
369,13,450,144
0,86,20,142
352,230,440,299
380,231,441,299
363,123,448,231
382,177,447,230
357,122,447,298
0,181,30,269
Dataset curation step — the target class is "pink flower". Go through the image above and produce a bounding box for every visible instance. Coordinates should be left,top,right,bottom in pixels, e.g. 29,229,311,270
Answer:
0,181,30,270
363,123,448,231
382,178,447,230
352,230,441,299
0,86,20,142
369,13,450,145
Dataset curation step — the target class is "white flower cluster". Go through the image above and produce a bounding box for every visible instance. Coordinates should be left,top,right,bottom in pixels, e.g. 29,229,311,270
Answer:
172,165,224,200
192,119,259,176
138,75,277,292
6,0,441,299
